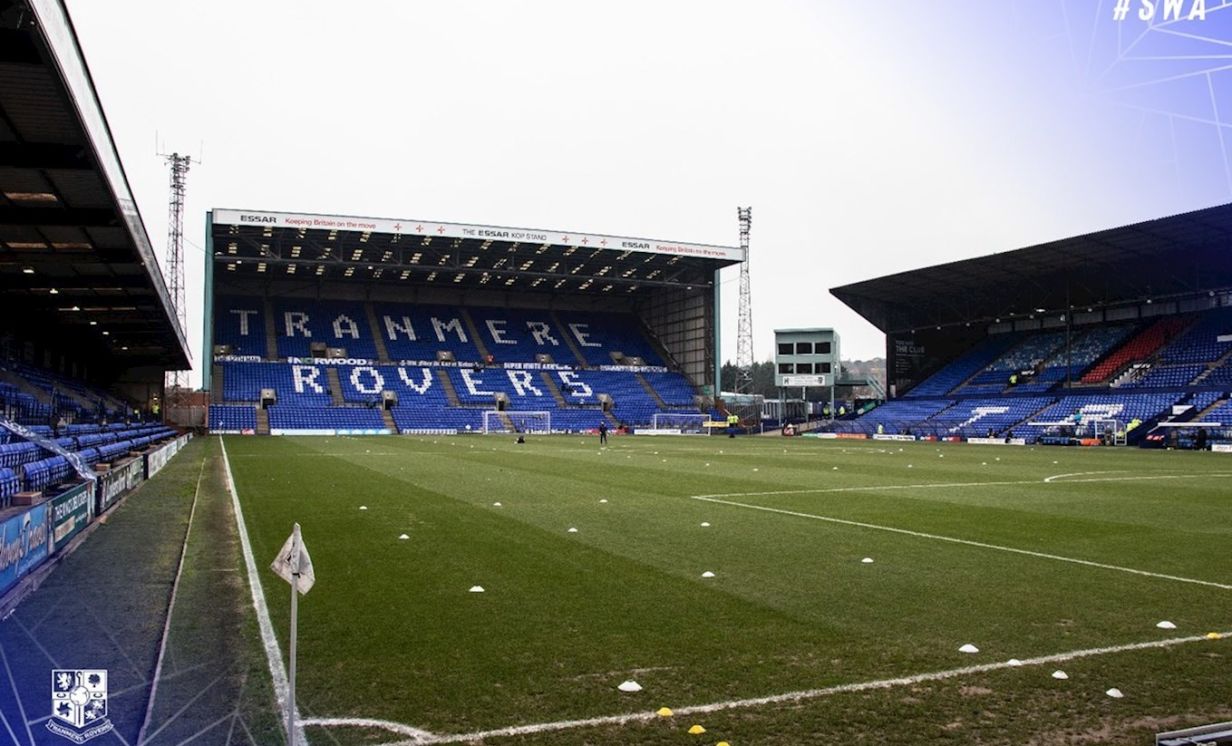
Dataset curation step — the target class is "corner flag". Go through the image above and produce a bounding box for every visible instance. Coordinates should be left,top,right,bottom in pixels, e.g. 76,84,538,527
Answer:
271,523,314,594
270,523,312,746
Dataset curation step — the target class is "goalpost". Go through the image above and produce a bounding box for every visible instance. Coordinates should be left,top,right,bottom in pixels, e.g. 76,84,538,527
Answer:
481,410,552,434
650,412,707,435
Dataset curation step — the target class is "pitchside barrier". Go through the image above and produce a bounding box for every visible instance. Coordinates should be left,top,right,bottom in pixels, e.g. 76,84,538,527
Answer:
0,433,192,604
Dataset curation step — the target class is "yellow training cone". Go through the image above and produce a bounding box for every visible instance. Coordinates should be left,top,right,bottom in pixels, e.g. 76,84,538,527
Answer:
688,724,706,734
656,707,673,717
1207,632,1223,640
717,742,731,746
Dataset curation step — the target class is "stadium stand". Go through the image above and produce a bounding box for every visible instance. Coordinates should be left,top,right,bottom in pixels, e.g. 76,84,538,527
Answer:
1081,316,1191,383
210,299,703,434
904,336,1020,398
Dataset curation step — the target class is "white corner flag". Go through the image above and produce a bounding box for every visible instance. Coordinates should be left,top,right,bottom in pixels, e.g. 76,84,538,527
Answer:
270,523,312,746
271,522,314,595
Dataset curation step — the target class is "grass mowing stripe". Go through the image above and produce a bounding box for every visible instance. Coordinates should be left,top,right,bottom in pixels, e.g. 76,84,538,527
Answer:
136,454,207,744
221,437,304,746
691,494,1232,590
325,631,1231,745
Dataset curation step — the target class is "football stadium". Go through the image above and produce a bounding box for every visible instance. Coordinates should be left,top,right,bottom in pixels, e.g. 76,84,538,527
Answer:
1,2,1232,746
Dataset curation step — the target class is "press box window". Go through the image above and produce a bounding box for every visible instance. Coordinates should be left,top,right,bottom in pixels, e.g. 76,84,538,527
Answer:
795,342,813,354
796,363,814,374
778,363,793,374
817,342,832,354
778,343,794,355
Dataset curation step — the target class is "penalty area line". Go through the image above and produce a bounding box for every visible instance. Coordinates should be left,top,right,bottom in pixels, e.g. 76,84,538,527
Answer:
690,494,1232,591
346,631,1229,745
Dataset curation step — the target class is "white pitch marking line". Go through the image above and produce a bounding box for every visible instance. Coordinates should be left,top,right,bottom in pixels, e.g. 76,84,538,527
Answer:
221,437,308,745
299,717,437,742
693,471,1232,502
689,495,1232,590
352,631,1229,745
1042,470,1121,483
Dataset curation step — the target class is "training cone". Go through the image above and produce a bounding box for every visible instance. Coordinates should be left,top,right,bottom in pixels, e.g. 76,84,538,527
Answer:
359,506,368,510
958,644,979,654
1051,670,1068,680
656,707,673,717
700,522,711,527
617,680,642,693
568,527,578,533
493,502,502,507
701,571,716,578
1206,632,1222,640
600,499,608,503
861,557,874,564
717,742,731,746
468,585,485,593
1156,621,1176,629
398,534,409,540
688,724,706,735
1007,659,1023,667
1105,688,1124,699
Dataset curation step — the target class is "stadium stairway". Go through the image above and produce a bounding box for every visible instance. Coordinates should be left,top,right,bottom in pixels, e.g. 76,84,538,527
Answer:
255,408,270,435
436,369,462,406
539,371,570,408
326,368,346,405
461,308,493,362
551,310,588,365
636,373,670,409
380,408,397,432
1192,347,1232,385
212,363,224,402
365,303,391,362
263,298,279,359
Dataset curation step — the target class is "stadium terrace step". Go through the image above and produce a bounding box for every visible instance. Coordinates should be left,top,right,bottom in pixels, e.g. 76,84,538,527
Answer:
325,367,345,405
263,297,279,359
365,302,391,362
255,408,270,435
380,408,397,433
551,310,588,366
1192,346,1232,385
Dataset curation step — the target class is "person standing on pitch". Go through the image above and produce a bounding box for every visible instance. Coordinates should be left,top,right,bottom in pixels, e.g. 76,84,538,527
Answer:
598,420,608,445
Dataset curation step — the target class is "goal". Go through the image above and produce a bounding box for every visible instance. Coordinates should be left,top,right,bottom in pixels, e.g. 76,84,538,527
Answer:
650,412,706,435
482,410,552,434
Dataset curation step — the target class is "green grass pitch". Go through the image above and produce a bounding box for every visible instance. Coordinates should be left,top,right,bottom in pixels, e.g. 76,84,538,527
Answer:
220,434,1232,745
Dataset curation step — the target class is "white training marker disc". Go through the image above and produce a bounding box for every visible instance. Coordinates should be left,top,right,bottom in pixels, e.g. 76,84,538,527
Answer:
1105,688,1124,699
568,527,578,533
1051,670,1068,680
359,506,368,510
959,644,979,654
700,522,711,527
599,499,608,504
398,534,409,540
701,571,716,578
493,502,502,507
861,557,874,564
617,680,642,693
1156,620,1177,629
1007,659,1022,667
469,585,485,593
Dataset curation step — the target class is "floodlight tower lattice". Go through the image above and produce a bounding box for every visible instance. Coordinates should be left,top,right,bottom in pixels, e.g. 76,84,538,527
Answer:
162,152,193,412
734,207,754,394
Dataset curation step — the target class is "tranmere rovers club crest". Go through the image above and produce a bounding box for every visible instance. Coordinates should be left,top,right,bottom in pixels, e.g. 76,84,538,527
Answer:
47,670,113,743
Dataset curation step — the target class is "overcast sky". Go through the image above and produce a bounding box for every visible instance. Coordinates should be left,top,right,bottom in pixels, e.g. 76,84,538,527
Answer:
63,0,1232,383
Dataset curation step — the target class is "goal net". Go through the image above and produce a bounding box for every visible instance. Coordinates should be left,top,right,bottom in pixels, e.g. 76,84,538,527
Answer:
482,410,552,434
650,412,706,434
